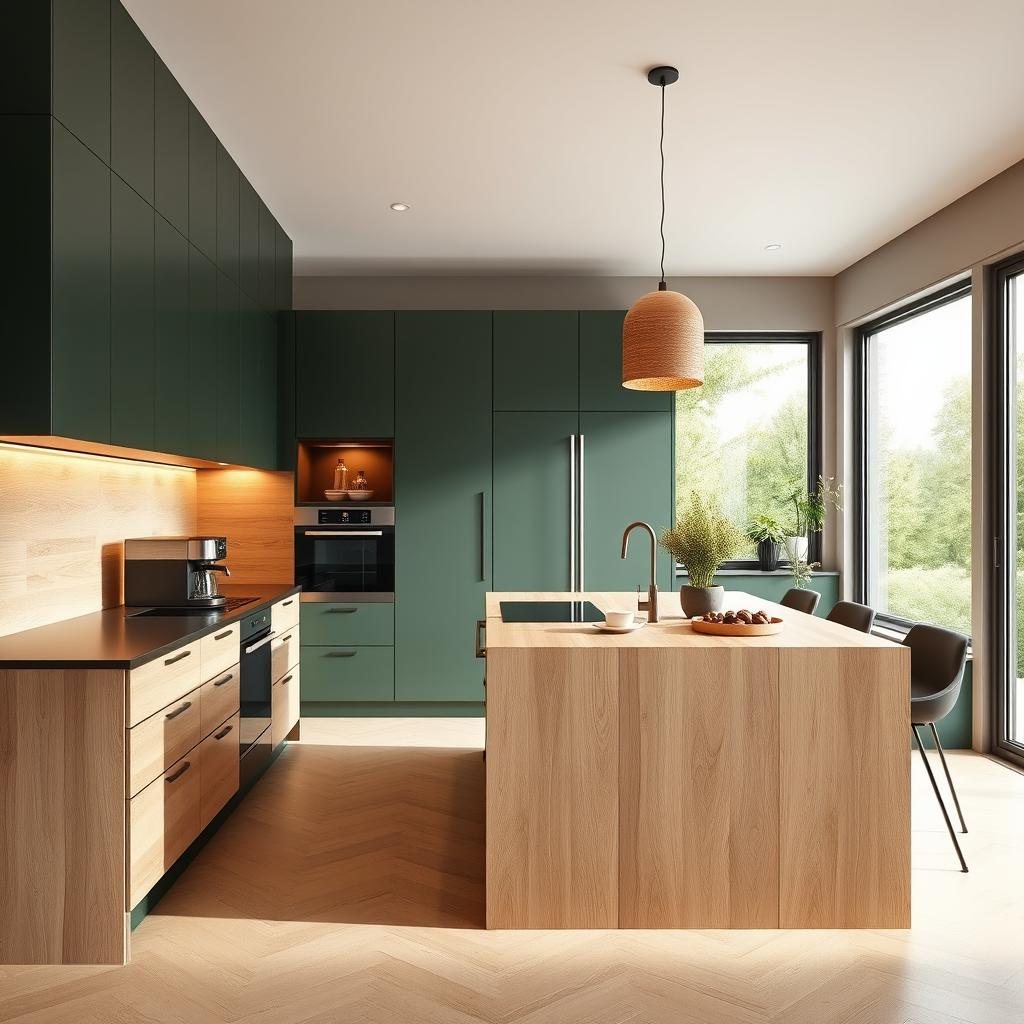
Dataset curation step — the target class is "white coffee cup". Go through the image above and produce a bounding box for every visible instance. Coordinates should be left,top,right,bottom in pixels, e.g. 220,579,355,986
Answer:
604,610,634,629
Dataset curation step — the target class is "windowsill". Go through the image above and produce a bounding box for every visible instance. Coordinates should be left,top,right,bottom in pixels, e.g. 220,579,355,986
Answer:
674,568,840,577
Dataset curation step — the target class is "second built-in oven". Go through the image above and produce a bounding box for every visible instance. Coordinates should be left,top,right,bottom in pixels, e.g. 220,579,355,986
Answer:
294,506,395,599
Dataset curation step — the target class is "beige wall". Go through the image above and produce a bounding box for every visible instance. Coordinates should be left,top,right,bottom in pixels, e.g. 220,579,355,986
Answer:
0,445,197,638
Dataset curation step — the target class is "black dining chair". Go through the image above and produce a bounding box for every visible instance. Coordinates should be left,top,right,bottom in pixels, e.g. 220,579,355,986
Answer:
826,600,876,633
780,588,821,615
902,623,970,873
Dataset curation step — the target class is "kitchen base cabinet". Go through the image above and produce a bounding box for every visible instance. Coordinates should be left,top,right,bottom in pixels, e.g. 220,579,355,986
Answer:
272,666,300,748
199,712,240,829
301,602,394,646
300,646,394,703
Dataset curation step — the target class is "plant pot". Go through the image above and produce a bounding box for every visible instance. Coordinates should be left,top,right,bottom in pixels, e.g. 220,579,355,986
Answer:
680,584,725,619
756,539,781,572
785,535,808,562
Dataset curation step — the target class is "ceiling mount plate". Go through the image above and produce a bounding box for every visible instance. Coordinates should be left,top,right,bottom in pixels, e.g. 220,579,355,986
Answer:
647,65,679,87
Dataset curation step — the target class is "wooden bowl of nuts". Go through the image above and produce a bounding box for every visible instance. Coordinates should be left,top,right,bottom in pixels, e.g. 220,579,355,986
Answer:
690,608,784,636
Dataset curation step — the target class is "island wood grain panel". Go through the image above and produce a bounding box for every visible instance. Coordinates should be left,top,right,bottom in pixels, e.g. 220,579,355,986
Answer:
195,468,293,583
486,647,619,928
778,646,911,928
0,668,127,964
619,647,779,927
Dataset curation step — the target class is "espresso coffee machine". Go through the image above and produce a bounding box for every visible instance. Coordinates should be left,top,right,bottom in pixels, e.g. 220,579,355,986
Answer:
124,536,232,609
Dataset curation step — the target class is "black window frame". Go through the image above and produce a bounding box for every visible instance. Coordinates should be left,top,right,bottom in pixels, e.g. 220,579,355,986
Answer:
673,330,822,572
988,252,1024,767
853,278,973,634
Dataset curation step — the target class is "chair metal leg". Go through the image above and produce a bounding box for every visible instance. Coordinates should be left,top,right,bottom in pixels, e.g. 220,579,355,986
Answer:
928,722,967,834
913,725,968,873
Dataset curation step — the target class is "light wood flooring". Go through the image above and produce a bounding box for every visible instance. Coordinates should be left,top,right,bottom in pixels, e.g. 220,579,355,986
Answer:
2,719,1024,1023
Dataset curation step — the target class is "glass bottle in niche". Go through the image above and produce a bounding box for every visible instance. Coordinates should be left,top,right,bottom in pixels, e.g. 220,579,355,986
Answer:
352,469,368,490
332,458,349,491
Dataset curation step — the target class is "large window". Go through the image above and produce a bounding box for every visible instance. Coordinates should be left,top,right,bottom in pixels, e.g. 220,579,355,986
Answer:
675,333,820,566
856,282,972,633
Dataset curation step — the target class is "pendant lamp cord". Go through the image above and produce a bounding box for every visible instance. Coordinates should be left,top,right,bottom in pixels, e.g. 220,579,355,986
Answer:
659,80,666,286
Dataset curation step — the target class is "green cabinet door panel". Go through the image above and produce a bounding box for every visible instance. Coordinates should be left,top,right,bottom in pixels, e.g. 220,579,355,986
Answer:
277,312,296,470
395,311,491,702
155,58,188,236
188,246,219,458
52,0,109,160
216,272,241,464
579,310,672,412
275,222,293,311
51,123,110,443
580,411,674,592
154,215,190,456
216,142,240,282
188,104,217,261
295,312,395,437
258,200,277,310
238,302,278,469
492,410,579,592
300,646,395,703
238,174,260,300
111,2,154,202
301,602,395,647
1,4,51,114
493,311,578,410
111,176,155,450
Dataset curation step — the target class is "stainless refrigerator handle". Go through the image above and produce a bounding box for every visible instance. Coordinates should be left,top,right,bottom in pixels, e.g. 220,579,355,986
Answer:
578,432,585,592
303,530,383,537
569,434,577,592
243,631,277,655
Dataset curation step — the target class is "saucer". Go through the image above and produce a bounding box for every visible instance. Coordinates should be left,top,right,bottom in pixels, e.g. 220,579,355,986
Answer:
591,619,645,634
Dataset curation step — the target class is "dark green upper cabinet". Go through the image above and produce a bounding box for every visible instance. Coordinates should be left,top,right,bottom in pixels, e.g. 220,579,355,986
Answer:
51,122,110,443
258,200,277,310
155,57,188,237
1,4,51,114
188,105,217,262
52,0,109,161
395,312,491,703
238,301,279,470
111,176,155,451
110,2,154,203
275,222,293,311
238,174,260,301
154,216,190,457
493,311,578,411
579,310,672,411
216,272,241,463
216,142,240,282
295,312,395,437
188,246,219,458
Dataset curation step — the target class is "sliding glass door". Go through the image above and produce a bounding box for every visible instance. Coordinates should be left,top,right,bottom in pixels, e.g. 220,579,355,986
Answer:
991,255,1024,764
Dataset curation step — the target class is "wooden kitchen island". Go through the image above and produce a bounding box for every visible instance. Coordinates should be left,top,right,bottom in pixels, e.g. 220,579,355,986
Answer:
483,591,911,930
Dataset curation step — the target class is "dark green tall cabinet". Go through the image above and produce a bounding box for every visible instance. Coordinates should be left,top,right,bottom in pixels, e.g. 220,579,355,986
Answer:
395,312,491,702
0,0,292,467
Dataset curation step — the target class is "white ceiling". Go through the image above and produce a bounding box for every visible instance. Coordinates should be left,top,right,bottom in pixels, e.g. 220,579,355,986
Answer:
124,0,1024,278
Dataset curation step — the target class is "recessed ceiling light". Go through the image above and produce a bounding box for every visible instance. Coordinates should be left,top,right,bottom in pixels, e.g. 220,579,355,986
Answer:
764,243,782,251
390,202,410,212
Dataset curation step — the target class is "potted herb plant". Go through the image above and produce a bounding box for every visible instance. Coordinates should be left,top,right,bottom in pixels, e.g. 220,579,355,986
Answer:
781,476,843,588
748,514,785,572
661,493,745,617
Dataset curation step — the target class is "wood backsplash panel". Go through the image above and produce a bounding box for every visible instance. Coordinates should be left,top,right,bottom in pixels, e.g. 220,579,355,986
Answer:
0,447,196,637
196,469,294,584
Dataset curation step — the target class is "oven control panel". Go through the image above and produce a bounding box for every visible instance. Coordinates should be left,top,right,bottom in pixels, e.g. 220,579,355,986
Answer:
318,508,372,525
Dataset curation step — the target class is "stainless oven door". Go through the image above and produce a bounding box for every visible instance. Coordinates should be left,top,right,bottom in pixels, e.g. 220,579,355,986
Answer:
294,526,395,596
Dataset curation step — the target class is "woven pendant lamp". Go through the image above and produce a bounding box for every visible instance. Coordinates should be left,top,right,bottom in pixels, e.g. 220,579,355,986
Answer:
622,67,704,392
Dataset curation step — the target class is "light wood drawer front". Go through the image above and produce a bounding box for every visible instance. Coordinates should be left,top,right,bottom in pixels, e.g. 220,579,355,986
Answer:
272,595,300,633
128,686,203,797
200,623,240,682
129,640,202,727
199,712,240,830
200,663,240,736
272,666,300,748
129,752,201,907
271,626,300,683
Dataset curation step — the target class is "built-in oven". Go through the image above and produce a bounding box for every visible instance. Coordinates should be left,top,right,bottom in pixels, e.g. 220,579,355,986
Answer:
294,506,395,599
238,606,273,784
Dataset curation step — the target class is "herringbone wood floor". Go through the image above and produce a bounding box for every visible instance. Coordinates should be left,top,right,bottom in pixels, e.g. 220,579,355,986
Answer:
3,719,1024,1024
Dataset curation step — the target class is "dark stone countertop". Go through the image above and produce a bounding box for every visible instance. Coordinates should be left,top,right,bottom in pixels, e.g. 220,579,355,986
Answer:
0,583,301,670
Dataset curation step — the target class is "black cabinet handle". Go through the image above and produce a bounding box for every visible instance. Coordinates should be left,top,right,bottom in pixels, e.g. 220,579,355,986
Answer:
214,724,233,741
327,650,357,658
282,599,294,607
213,629,233,641
280,674,294,686
479,491,486,582
213,672,234,687
281,633,294,643
326,607,358,614
166,761,192,784
165,700,192,721
164,649,191,666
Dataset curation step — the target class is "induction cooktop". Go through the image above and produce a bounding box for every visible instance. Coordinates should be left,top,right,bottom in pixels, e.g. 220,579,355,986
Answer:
499,600,604,623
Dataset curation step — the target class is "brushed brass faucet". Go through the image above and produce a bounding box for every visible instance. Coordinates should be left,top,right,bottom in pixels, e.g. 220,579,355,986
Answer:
620,521,659,623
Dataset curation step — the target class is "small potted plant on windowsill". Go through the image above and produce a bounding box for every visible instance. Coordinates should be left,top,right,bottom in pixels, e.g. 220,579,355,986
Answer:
661,493,745,618
748,514,785,572
782,476,843,588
